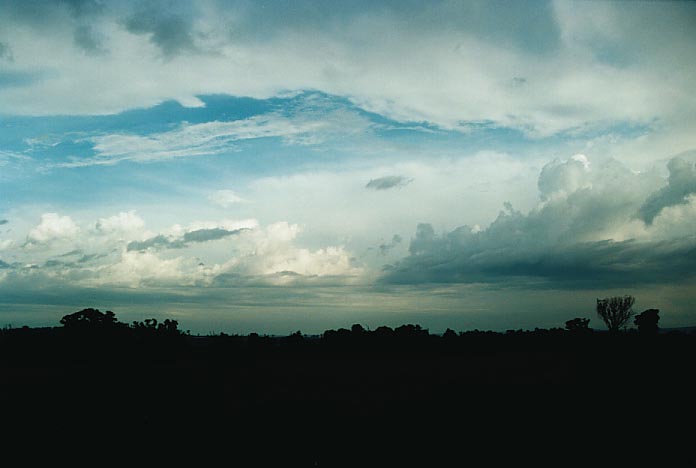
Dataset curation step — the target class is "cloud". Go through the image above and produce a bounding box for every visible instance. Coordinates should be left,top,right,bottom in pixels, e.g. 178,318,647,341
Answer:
56,102,372,167
0,41,12,61
0,219,8,225
383,155,696,288
182,227,244,244
208,190,248,207
92,250,196,288
365,176,413,190
123,4,197,58
126,227,247,252
538,154,591,201
379,234,402,255
126,234,177,252
73,24,106,55
0,212,360,290
26,213,80,244
218,222,362,283
0,1,694,138
638,157,696,224
0,71,43,88
94,211,145,235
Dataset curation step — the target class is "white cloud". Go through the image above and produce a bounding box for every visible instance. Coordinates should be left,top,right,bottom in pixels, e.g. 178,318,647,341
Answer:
56,104,373,167
26,213,80,244
94,210,145,235
88,250,197,288
176,96,206,108
0,210,360,288
220,221,360,281
246,151,543,253
208,190,248,207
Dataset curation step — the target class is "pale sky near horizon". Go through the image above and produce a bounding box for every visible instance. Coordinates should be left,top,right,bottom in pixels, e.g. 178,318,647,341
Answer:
1,0,696,334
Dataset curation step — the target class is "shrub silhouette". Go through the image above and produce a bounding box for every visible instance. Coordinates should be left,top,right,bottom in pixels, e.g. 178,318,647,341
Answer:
565,318,591,333
634,309,660,335
60,308,119,329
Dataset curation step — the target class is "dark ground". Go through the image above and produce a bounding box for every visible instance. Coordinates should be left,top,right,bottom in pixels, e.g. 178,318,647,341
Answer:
1,327,694,466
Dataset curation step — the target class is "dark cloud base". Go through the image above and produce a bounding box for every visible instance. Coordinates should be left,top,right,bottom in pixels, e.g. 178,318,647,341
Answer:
383,235,696,289
383,157,696,289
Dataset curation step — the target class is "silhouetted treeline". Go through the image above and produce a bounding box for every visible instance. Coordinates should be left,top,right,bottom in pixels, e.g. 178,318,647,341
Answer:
2,308,695,365
1,309,695,466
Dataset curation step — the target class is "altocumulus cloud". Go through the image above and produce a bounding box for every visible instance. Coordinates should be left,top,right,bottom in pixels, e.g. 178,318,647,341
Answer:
383,155,696,288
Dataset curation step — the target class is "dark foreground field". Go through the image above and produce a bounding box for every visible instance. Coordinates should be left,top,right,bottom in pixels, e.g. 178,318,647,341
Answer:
1,324,694,466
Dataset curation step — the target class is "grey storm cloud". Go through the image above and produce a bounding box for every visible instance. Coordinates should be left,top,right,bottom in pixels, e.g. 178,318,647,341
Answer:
62,0,104,17
124,5,197,58
379,234,403,255
382,156,696,288
0,71,42,88
638,157,696,224
365,176,413,190
0,219,8,225
73,24,106,55
0,0,103,28
0,42,12,61
384,221,696,288
127,227,246,252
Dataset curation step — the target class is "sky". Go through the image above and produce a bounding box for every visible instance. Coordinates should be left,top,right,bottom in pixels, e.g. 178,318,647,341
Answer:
1,0,696,334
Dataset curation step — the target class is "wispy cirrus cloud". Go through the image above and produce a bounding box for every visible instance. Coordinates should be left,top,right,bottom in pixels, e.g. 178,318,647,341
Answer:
53,99,373,167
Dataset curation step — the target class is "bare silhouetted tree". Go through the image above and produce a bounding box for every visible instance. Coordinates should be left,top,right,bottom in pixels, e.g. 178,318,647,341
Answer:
596,296,635,333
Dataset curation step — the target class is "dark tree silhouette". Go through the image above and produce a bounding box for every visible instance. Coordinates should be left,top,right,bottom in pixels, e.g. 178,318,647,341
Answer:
60,308,119,329
565,318,591,333
351,324,366,335
634,309,660,335
394,324,428,337
131,318,186,338
596,296,635,333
